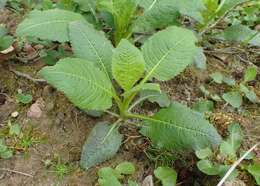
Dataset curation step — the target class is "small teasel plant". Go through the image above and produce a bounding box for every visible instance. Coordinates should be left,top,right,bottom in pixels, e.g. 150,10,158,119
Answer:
16,6,222,170
196,123,260,185
97,162,178,186
209,66,259,108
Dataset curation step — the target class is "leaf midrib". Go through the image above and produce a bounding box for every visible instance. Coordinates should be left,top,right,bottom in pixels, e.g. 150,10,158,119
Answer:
145,116,217,139
145,36,186,80
19,20,73,33
74,24,109,78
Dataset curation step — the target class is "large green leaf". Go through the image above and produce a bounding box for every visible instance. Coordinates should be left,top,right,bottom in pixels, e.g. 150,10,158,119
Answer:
80,122,122,170
142,26,198,81
39,58,113,111
69,21,114,76
141,102,222,151
16,9,84,42
154,167,177,186
112,39,145,91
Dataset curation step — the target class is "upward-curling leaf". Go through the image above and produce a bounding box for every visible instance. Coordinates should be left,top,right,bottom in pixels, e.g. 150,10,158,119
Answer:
141,102,222,150
69,21,114,76
112,39,145,91
39,58,113,111
142,26,198,81
135,0,205,32
16,9,84,42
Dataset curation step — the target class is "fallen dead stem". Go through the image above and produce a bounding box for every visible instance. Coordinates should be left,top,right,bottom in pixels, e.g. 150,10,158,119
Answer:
0,168,34,178
9,67,46,84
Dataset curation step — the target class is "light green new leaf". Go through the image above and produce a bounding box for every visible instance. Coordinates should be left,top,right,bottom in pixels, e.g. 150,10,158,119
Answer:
39,58,113,111
98,167,122,186
9,123,21,136
195,147,213,159
220,123,243,157
16,9,84,42
240,84,258,103
247,163,260,185
0,36,14,51
97,0,137,44
128,180,139,186
16,93,33,104
112,39,145,91
154,167,177,186
222,91,242,108
223,76,236,86
141,102,222,151
142,26,198,81
80,122,122,170
192,100,214,113
69,21,114,76
197,160,221,175
210,72,223,84
244,66,257,82
115,162,135,175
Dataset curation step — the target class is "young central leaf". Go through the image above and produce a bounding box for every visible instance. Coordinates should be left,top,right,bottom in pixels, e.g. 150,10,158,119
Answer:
39,58,113,111
69,21,114,77
97,0,137,44
142,26,198,81
112,39,145,91
16,9,84,42
141,102,222,150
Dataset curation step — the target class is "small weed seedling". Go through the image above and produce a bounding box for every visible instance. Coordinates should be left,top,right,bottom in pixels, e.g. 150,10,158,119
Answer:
97,162,177,186
196,123,259,185
210,66,259,108
0,24,13,52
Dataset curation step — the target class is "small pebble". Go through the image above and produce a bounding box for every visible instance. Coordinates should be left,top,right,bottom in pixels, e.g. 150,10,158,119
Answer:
11,111,19,118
